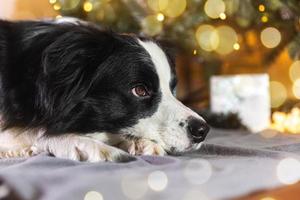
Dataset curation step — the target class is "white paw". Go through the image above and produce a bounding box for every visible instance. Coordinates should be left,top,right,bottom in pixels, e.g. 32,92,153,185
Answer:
119,139,166,156
31,135,132,162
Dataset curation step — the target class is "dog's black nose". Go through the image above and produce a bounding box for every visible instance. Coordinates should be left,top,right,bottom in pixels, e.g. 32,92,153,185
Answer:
187,117,210,143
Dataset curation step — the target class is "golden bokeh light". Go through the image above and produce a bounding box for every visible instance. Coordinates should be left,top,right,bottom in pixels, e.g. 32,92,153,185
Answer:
261,15,269,23
215,26,238,54
270,81,287,108
261,197,275,200
147,0,169,12
258,4,266,12
270,108,300,134
142,15,163,36
260,27,281,48
277,158,300,185
204,0,226,19
163,0,186,18
53,3,61,10
121,174,148,199
58,0,81,10
156,13,165,21
219,12,226,20
147,171,168,191
56,15,62,19
84,191,103,200
293,79,300,99
193,49,197,55
49,0,57,4
195,25,219,52
233,43,240,50
184,159,212,185
289,60,300,82
83,1,93,12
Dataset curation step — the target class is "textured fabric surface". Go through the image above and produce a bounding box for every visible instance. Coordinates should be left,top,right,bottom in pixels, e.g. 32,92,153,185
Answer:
0,129,300,200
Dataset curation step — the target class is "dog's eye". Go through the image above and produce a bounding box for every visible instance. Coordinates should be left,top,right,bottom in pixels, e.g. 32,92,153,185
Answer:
132,85,150,98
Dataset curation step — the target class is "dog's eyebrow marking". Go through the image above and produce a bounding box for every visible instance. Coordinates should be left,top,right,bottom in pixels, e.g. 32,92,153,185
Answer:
138,40,172,94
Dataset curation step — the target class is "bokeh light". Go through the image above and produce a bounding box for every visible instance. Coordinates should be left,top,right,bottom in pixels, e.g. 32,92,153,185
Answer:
183,190,210,200
57,0,80,10
195,25,219,52
293,79,300,99
142,15,163,36
184,159,212,185
215,26,238,55
163,0,186,18
261,197,276,200
204,0,226,19
233,43,240,50
49,0,57,4
258,4,266,12
289,60,300,82
219,12,226,20
83,1,93,12
147,171,168,191
276,158,300,185
261,15,269,23
53,3,61,10
84,191,104,200
156,13,165,21
121,174,148,199
270,81,287,108
260,27,281,48
147,0,168,12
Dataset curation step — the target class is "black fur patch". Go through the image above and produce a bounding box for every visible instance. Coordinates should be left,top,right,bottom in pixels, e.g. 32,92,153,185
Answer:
0,20,176,135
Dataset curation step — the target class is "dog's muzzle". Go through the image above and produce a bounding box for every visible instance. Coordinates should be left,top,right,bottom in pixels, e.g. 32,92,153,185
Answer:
187,117,210,143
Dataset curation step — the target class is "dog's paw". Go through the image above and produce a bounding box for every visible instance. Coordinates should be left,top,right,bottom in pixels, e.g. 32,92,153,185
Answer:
119,139,166,156
31,135,133,162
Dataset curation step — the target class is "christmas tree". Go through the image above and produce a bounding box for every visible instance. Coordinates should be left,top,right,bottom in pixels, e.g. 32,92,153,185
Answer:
49,0,300,129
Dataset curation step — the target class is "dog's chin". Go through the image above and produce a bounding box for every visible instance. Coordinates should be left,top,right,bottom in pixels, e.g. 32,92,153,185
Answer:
163,141,203,155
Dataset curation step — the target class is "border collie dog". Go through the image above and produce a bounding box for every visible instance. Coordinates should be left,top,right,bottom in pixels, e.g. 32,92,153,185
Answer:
0,18,209,162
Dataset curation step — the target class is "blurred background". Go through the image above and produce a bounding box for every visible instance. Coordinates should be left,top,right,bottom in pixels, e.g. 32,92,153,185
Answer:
0,0,300,132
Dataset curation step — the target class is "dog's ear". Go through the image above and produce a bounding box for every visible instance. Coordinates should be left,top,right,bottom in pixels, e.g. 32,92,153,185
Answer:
38,30,113,123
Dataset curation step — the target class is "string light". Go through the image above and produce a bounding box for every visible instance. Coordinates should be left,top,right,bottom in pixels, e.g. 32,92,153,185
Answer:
53,3,61,11
193,49,197,55
233,43,240,50
83,1,93,12
258,4,265,12
156,13,165,21
219,12,226,20
270,108,300,134
49,0,56,4
261,15,268,23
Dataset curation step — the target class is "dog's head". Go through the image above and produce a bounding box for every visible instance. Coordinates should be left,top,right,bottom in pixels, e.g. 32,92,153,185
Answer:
40,24,209,154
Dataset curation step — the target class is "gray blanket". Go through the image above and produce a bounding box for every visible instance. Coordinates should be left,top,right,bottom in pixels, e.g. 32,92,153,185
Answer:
1,129,300,200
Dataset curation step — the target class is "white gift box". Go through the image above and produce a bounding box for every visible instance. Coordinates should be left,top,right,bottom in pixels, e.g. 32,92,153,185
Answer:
210,74,270,132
